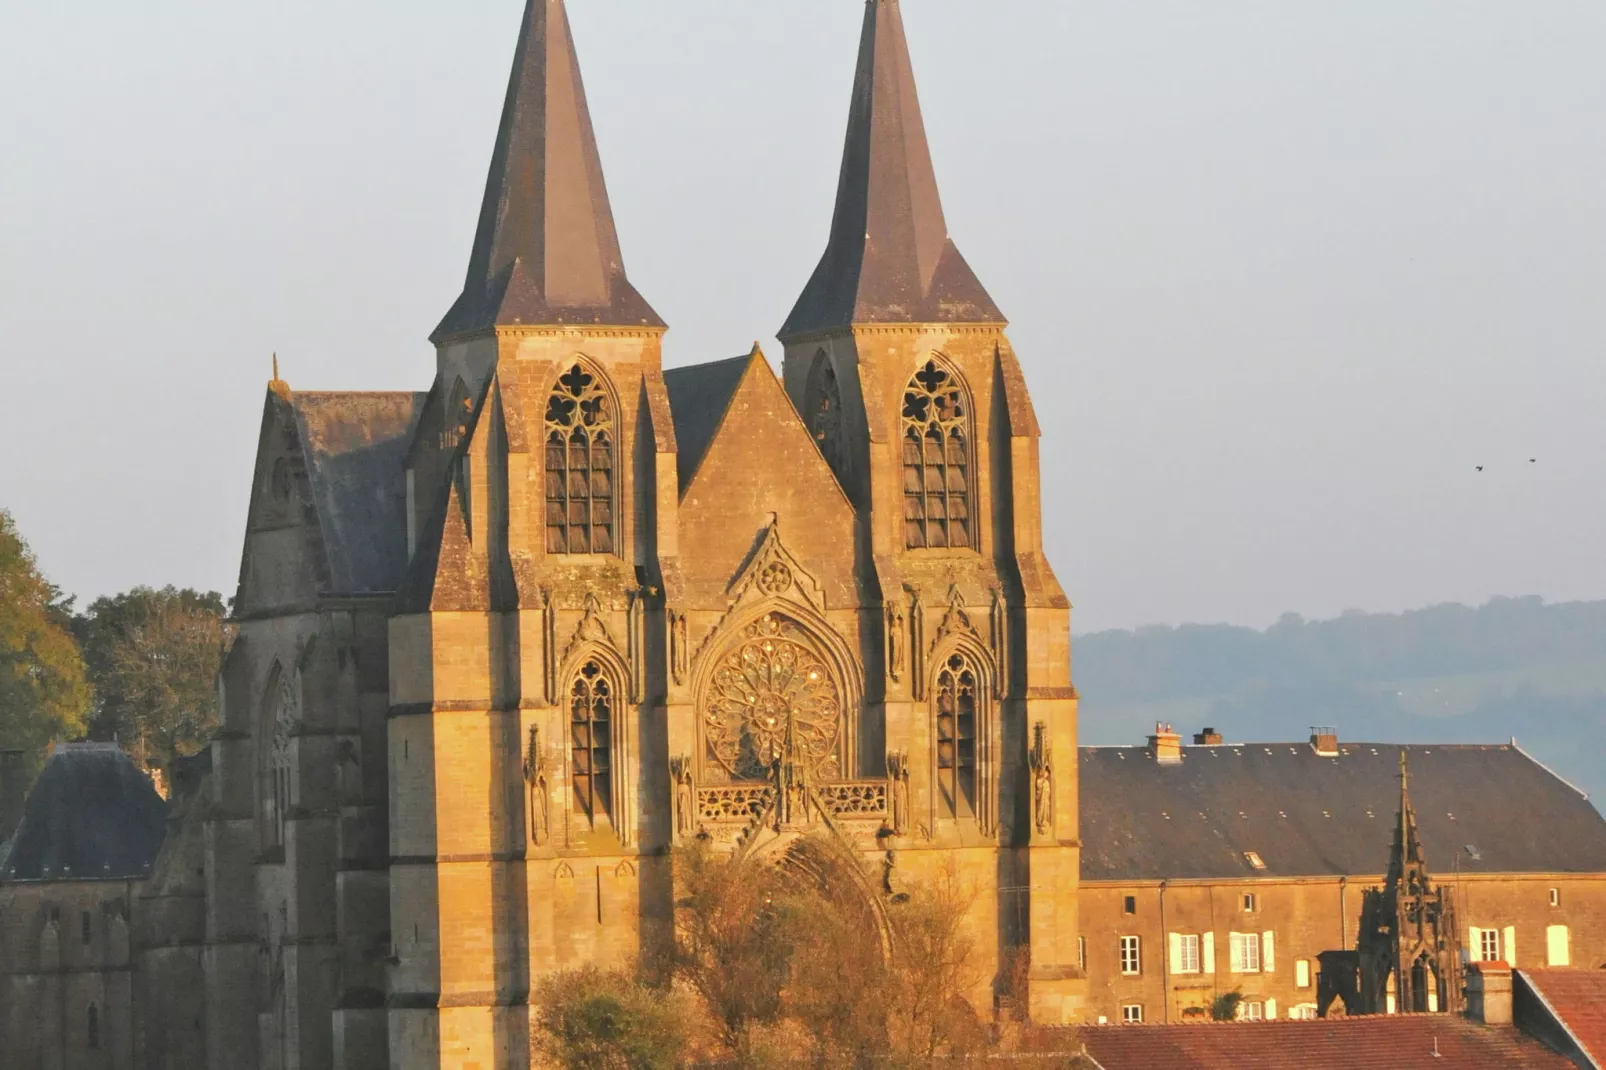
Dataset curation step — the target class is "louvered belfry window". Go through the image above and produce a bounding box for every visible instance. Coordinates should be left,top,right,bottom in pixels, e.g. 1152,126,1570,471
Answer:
902,360,970,549
545,363,615,555
570,661,613,826
935,653,978,818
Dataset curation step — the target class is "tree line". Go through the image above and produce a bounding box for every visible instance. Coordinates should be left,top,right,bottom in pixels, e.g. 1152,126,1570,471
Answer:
0,508,231,793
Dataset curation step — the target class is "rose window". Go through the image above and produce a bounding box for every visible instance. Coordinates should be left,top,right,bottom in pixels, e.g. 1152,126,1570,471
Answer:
703,615,841,782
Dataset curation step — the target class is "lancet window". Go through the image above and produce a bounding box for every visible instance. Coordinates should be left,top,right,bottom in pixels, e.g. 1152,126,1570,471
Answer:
902,360,971,549
263,670,296,851
545,362,615,555
805,353,846,477
934,654,978,819
569,661,614,826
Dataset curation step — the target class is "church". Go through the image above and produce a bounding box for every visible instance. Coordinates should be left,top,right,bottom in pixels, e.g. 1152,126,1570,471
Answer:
201,0,1082,1064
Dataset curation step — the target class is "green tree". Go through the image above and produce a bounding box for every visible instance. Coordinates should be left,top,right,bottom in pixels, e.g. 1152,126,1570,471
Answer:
0,509,91,781
76,586,232,769
532,966,692,1070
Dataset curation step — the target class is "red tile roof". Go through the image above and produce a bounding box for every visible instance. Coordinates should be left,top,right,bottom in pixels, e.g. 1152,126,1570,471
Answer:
1520,968,1606,1068
1080,1015,1576,1070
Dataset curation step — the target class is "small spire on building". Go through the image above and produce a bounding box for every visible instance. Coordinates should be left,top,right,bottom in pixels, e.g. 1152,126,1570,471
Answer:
269,352,290,398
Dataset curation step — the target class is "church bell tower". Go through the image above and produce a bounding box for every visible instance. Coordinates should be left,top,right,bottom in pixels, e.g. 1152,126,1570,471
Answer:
779,0,1086,1023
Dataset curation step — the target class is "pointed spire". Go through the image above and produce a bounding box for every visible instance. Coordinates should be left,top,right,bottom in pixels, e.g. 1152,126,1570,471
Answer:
434,0,662,341
781,0,1003,338
1390,750,1428,882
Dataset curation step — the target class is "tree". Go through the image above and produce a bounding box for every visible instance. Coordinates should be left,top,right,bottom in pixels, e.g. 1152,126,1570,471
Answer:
76,586,232,769
670,842,799,1059
0,509,91,782
886,862,985,1061
1211,990,1244,1021
532,966,692,1070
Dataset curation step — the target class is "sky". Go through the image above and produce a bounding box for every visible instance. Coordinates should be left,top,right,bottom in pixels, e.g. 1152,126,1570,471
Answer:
2,1,1604,635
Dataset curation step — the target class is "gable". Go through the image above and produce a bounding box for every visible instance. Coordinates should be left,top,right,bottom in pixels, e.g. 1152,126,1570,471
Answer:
235,390,331,616
676,351,856,606
663,354,751,492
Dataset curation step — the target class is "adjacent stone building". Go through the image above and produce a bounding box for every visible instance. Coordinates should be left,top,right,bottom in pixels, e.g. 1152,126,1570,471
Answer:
1077,730,1606,1026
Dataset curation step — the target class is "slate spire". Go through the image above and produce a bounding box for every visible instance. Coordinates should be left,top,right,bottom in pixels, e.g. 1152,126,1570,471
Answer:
434,0,662,340
781,0,1003,338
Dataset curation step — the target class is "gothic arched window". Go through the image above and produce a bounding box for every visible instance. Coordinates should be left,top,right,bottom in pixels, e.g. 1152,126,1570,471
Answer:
263,670,296,851
805,353,845,477
935,654,978,819
569,661,614,826
902,360,971,550
545,363,615,555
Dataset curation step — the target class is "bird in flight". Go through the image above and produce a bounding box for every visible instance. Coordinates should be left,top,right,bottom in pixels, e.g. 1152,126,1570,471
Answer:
1476,466,1484,472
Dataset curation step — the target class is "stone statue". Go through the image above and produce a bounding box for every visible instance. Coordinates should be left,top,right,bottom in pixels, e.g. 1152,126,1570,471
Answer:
671,757,695,840
887,752,911,836
523,725,550,846
1030,721,1053,836
888,609,906,680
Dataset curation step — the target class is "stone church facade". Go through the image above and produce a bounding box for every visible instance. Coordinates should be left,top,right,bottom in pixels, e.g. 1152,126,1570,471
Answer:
192,1,1082,1066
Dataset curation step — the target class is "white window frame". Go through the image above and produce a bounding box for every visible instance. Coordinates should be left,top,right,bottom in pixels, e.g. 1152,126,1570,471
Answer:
1230,931,1262,973
1120,935,1142,976
1550,888,1561,908
1121,1003,1144,1024
1241,1000,1265,1021
1480,928,1501,962
1243,892,1257,912
1179,934,1200,974
1295,958,1311,989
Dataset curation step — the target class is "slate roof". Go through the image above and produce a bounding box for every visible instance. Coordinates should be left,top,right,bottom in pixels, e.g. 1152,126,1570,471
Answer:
781,0,1003,337
1079,742,1606,882
434,0,662,338
1080,1016,1575,1070
291,391,425,595
663,353,755,493
1,744,167,882
1517,969,1606,1069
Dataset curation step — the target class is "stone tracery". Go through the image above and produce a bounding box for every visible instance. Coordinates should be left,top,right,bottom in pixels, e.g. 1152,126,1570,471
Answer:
902,359,971,549
544,362,615,555
703,614,842,783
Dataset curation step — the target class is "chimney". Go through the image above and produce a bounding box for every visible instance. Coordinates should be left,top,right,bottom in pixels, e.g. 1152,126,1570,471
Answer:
1310,726,1339,757
0,749,28,842
1466,962,1512,1025
1148,723,1183,765
1193,727,1223,746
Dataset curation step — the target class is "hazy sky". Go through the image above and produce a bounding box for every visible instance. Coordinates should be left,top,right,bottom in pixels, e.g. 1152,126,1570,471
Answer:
3,1,1603,634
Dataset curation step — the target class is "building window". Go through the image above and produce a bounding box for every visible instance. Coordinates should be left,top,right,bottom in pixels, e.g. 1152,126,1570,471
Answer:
1123,895,1136,916
1178,934,1201,974
1121,1004,1144,1024
1479,928,1501,962
1120,936,1142,976
1242,892,1257,912
1547,924,1571,967
1078,936,1087,972
805,353,846,477
1290,1003,1318,1020
901,359,971,549
934,654,978,819
1244,851,1266,871
1295,959,1311,989
1550,888,1561,907
87,1003,100,1050
1241,1000,1265,1021
544,362,615,555
81,911,91,946
1230,932,1262,973
569,661,613,826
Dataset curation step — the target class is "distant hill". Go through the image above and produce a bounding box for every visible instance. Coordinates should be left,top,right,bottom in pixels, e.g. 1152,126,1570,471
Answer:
1074,596,1606,801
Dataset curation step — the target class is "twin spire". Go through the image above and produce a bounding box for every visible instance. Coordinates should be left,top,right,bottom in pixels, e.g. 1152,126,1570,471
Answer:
436,0,999,341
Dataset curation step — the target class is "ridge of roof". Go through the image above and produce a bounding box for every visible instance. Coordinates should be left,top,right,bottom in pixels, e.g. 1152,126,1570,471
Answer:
434,0,662,340
780,0,1003,337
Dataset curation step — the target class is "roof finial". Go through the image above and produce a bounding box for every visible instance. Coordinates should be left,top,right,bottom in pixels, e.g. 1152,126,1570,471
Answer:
272,352,280,381
269,352,290,398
